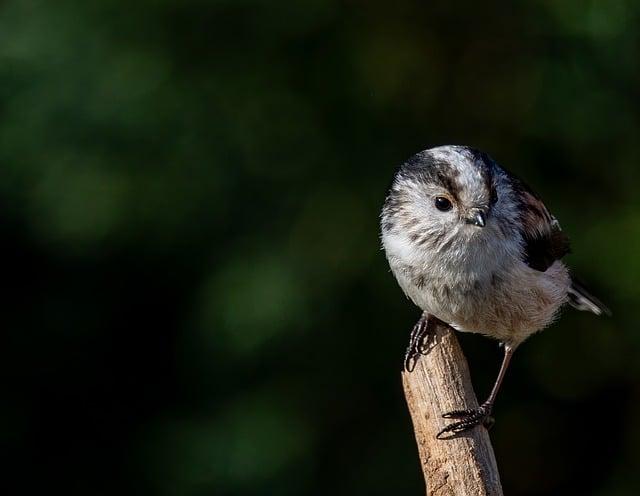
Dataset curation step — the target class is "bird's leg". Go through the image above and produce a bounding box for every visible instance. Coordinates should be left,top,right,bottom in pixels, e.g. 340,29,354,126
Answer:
404,312,435,372
437,344,515,439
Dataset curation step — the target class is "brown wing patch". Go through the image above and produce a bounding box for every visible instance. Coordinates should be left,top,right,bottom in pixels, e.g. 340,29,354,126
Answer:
517,186,571,271
519,190,552,238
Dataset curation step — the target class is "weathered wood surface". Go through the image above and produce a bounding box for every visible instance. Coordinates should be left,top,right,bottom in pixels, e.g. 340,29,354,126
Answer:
402,321,503,496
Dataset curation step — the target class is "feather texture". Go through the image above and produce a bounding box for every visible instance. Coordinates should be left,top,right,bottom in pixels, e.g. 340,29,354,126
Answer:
512,179,571,272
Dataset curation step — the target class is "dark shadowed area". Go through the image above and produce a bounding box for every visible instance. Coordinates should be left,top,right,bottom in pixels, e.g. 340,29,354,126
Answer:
2,1,639,495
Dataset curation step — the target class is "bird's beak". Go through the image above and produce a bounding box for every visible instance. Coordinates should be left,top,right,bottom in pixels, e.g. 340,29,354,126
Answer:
466,208,486,228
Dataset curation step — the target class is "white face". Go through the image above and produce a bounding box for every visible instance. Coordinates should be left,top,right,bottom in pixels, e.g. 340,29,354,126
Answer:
381,146,524,278
388,163,491,246
383,147,526,262
399,178,467,240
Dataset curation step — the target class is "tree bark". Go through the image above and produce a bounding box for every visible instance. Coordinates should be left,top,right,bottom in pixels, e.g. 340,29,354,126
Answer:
402,320,504,496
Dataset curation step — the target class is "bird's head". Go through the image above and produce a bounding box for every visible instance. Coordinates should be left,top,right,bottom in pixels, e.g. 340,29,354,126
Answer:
381,145,507,254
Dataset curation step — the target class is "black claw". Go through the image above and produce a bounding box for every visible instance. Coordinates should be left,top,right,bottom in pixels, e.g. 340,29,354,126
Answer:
437,403,494,439
404,314,432,372
404,354,418,372
442,409,476,419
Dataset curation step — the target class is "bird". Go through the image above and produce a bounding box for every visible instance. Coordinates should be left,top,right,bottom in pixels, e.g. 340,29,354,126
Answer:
380,145,609,438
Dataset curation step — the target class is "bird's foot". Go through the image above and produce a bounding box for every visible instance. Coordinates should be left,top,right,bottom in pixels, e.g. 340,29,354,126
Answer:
404,313,433,372
436,402,495,439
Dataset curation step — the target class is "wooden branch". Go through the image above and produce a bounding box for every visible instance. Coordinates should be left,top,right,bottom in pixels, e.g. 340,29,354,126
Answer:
402,320,504,496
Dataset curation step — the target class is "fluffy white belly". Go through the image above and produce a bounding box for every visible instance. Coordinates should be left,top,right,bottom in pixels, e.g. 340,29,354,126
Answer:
393,259,570,346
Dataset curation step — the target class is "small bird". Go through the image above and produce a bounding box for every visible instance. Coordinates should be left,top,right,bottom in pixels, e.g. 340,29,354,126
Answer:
380,145,609,438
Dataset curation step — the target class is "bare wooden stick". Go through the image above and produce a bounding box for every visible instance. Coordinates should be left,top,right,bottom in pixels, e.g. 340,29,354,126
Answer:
402,320,504,496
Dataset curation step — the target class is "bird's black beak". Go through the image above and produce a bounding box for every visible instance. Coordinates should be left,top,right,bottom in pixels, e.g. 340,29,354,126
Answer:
466,208,486,228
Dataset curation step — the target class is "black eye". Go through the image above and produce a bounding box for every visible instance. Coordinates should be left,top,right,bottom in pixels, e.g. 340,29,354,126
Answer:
434,196,452,212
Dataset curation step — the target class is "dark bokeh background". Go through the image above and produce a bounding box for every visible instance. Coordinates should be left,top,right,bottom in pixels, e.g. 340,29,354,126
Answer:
2,1,639,495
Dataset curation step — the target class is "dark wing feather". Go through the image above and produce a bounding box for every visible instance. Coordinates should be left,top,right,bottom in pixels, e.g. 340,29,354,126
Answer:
513,179,571,272
512,176,610,314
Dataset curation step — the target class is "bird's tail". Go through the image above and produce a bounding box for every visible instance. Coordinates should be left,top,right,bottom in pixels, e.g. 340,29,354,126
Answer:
567,279,611,316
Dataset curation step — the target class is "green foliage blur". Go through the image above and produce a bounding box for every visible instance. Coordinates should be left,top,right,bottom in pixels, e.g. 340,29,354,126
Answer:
3,1,639,495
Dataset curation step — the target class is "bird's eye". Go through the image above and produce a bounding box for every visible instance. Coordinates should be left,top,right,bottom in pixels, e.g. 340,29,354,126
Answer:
434,196,452,212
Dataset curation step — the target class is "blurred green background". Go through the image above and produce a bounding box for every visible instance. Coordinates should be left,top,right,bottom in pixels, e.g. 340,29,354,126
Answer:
2,1,639,495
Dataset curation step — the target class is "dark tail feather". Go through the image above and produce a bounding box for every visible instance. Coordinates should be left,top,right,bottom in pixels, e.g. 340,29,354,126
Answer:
567,279,611,317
